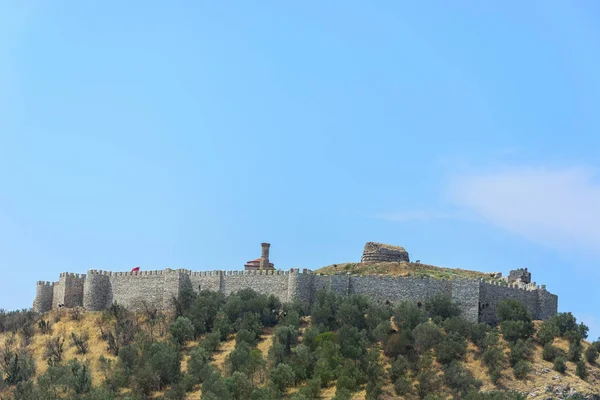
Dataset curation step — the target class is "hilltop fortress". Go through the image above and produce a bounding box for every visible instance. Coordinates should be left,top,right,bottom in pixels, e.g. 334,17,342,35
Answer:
33,242,558,324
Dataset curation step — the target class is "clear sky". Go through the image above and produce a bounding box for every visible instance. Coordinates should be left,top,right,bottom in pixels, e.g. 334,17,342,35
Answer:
1,2,599,339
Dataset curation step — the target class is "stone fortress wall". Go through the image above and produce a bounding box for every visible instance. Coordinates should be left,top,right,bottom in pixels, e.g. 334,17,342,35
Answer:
33,243,558,324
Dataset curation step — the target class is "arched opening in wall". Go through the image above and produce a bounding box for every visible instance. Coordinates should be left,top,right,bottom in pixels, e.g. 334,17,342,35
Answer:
417,301,422,308
385,300,391,306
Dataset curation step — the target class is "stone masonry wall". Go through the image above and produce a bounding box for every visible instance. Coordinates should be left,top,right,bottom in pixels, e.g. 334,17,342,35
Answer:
36,268,558,324
350,275,451,305
478,282,540,324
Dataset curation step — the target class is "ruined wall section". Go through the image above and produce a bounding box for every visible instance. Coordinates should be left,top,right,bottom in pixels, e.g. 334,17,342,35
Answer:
33,281,54,313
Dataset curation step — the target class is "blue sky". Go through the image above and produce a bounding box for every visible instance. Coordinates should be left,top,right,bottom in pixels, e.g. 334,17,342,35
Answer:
1,1,599,338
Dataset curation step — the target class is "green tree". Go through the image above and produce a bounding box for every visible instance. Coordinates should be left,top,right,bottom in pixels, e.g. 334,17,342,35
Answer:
170,317,195,346
443,361,482,397
496,300,534,343
537,320,559,346
269,363,295,395
413,322,444,353
553,357,567,374
576,359,588,380
425,294,461,322
585,344,599,364
435,332,467,365
394,301,428,331
512,360,531,380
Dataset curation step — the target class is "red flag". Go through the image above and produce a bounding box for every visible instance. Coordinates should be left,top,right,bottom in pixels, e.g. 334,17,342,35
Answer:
131,267,140,272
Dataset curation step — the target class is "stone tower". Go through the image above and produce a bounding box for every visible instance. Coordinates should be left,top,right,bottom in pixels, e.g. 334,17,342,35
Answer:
361,242,410,263
260,242,271,270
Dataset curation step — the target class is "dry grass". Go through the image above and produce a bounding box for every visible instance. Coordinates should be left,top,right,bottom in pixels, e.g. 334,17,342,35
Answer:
316,261,499,281
2,311,599,399
210,334,236,371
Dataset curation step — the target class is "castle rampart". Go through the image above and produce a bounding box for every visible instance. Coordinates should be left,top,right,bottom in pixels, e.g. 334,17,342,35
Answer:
34,267,558,324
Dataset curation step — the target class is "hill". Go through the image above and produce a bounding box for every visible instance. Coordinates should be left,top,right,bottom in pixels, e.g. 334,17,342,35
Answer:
316,261,501,282
1,289,599,400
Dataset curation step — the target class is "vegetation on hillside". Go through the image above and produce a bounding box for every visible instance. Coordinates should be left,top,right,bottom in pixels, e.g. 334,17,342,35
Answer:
1,291,599,400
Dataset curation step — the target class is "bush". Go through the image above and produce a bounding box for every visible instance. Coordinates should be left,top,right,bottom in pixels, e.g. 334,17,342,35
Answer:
38,319,52,335
394,301,428,331
568,340,583,362
393,376,413,396
576,359,588,380
170,317,195,346
435,332,467,365
512,360,531,380
443,361,482,396
537,320,559,346
553,357,567,374
0,348,36,385
70,358,92,394
542,343,563,362
509,339,532,367
443,317,473,339
44,335,65,366
389,354,409,382
424,294,461,322
585,344,599,364
413,322,443,353
270,363,295,395
497,300,534,343
71,331,89,355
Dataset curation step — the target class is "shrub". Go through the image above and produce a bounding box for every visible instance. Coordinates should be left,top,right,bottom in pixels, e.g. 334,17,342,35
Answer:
227,371,253,400
269,363,295,395
424,294,461,322
443,361,482,396
389,354,410,382
512,360,531,380
508,339,532,367
542,343,563,362
394,301,428,331
170,317,195,346
413,322,443,353
585,344,599,364
44,335,65,366
393,376,413,396
38,319,52,335
537,320,559,346
497,300,534,343
576,359,588,380
70,358,92,394
443,317,473,339
71,331,89,355
201,332,222,353
0,348,35,385
435,332,467,365
568,340,583,362
553,357,567,374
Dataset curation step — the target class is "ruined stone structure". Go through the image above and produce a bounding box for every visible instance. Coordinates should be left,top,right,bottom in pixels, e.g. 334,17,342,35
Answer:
508,268,532,284
33,244,558,325
361,242,410,263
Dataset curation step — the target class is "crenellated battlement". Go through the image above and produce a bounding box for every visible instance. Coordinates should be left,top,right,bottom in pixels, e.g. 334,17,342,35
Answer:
32,243,558,324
